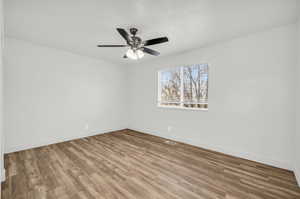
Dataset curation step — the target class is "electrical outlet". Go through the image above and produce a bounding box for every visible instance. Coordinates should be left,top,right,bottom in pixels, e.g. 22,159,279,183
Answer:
167,126,172,132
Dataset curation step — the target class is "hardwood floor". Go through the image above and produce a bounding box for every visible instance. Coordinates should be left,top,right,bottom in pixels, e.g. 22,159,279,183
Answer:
1,129,300,199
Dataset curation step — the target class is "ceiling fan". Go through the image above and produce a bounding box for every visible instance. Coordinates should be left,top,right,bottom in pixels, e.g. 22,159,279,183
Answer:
97,28,169,60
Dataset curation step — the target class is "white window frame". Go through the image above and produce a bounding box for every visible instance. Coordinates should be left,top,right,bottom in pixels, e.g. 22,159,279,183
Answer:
157,64,209,111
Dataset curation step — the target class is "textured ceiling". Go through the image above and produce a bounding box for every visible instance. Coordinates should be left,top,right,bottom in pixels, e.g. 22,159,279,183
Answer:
4,0,299,65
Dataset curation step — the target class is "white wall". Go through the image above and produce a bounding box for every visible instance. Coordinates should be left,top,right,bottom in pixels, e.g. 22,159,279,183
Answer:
3,38,127,153
128,24,297,170
0,0,4,183
295,6,300,185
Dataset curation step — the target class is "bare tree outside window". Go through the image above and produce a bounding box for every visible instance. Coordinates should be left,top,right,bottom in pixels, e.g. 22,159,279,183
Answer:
158,64,208,110
160,68,181,106
183,64,208,109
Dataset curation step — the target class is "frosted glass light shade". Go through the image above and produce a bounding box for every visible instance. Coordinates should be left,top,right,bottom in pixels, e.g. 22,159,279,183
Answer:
126,49,144,60
136,49,144,59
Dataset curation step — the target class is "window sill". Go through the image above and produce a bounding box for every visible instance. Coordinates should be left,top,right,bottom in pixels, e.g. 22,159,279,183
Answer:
157,104,208,111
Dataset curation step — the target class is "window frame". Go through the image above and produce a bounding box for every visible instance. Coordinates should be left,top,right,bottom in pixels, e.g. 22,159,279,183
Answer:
157,64,209,111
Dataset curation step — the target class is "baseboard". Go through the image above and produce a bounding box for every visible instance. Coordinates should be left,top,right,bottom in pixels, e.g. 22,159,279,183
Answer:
128,127,293,171
1,168,5,182
295,167,300,187
5,128,127,153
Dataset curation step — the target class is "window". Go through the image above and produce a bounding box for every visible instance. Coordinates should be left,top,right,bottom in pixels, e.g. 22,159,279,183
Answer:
158,64,208,110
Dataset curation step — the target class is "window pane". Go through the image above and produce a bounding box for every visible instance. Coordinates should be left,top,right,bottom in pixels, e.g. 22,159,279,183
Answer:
160,68,181,105
183,64,208,107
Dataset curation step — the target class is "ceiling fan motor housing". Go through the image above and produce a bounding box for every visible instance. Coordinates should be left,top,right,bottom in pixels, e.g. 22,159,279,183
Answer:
131,37,142,49
130,28,138,35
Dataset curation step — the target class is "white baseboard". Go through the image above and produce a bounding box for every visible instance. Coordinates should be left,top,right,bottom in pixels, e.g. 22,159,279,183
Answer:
1,168,5,182
5,128,126,154
129,127,293,171
295,167,300,187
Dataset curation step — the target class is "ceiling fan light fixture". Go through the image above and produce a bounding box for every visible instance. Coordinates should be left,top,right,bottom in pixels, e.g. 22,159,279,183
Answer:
126,48,144,60
126,49,137,60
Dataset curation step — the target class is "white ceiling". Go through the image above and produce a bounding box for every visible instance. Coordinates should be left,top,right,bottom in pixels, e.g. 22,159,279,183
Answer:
4,0,299,65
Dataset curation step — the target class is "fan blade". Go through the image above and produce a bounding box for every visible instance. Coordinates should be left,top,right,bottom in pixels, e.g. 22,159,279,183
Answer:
116,28,131,44
142,47,160,56
143,37,168,46
97,44,127,47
